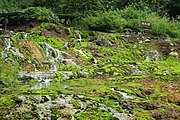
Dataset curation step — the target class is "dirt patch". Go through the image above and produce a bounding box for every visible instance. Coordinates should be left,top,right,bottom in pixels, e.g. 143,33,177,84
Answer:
21,63,34,72
27,40,44,60
139,78,161,88
19,40,44,61
161,82,180,104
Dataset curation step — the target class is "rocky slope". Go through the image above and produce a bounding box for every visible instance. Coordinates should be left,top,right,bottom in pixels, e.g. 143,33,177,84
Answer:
0,23,179,120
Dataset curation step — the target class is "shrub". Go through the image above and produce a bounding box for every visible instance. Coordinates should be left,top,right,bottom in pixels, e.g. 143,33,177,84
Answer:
82,6,180,38
149,17,180,38
83,11,127,32
21,7,59,23
151,17,170,36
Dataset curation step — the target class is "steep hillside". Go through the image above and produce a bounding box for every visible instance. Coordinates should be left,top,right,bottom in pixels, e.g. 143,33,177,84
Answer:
0,23,179,120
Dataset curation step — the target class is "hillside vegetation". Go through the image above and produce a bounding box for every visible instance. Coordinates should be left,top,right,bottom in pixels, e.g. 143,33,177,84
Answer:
0,1,179,120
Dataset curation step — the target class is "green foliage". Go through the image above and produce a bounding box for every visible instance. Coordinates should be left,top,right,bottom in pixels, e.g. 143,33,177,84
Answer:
82,6,180,38
0,0,33,12
0,96,15,109
150,17,180,37
58,64,77,71
21,7,59,23
83,11,127,32
133,108,152,120
74,108,114,120
60,0,104,15
0,55,18,87
54,72,63,82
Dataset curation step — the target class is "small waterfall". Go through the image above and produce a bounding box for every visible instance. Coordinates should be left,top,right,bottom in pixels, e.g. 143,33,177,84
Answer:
4,37,11,52
50,63,57,72
110,88,134,100
18,42,81,90
75,30,82,42
10,47,24,58
39,42,63,72
3,37,24,58
76,49,89,59
39,42,64,61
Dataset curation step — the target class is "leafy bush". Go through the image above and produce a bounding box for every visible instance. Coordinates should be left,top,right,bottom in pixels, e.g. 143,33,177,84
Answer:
21,7,59,23
0,55,18,87
151,17,170,36
83,11,127,32
147,16,180,38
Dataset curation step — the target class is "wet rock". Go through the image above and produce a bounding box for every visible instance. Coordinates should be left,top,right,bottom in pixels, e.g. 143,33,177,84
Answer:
169,51,178,57
152,112,163,120
95,35,112,46
0,28,4,34
158,42,172,55
128,64,146,75
146,50,161,61
124,28,132,35
143,103,157,110
29,22,34,28
119,101,136,111
41,96,50,103
110,88,134,100
139,88,154,95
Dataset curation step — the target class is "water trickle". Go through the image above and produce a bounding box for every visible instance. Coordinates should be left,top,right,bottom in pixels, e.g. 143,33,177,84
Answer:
75,30,82,42
4,37,24,58
29,80,51,90
110,88,134,100
50,63,57,72
4,37,11,52
62,59,80,68
128,64,146,75
60,71,73,80
10,47,24,57
76,49,89,59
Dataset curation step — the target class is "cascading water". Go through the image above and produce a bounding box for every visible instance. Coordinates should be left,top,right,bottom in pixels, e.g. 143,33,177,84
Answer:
76,49,89,59
18,42,80,87
4,37,11,52
3,37,24,58
39,42,63,60
50,63,57,72
75,30,82,42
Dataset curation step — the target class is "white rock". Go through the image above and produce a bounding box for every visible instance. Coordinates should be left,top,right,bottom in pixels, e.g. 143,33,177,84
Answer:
169,52,178,57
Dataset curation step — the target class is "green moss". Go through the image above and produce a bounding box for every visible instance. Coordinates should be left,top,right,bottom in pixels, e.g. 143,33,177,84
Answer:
133,108,153,120
0,96,15,109
24,115,33,119
72,101,81,109
74,108,114,120
58,64,77,71
52,109,61,118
